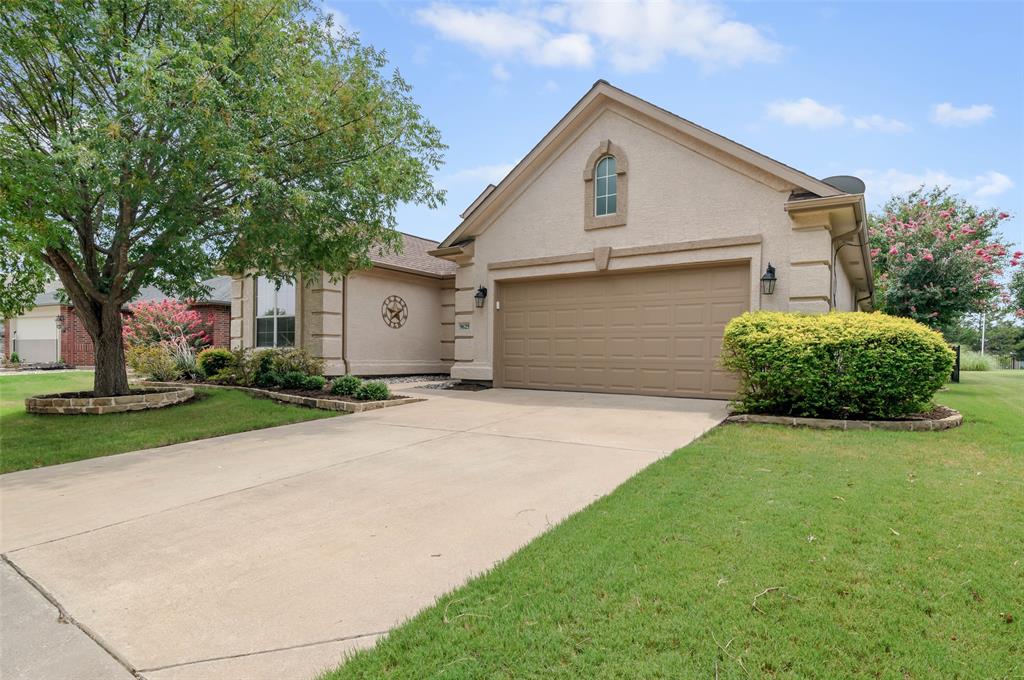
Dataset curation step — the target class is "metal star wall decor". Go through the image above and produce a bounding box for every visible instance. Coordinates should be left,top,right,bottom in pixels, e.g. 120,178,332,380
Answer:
381,295,408,328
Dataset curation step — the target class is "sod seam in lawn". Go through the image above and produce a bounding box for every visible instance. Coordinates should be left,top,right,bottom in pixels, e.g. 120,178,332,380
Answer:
321,372,1023,679
0,371,337,473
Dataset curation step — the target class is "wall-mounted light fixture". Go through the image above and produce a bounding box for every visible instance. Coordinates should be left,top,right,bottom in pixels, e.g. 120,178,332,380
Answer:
474,286,488,308
55,314,66,331
760,263,777,295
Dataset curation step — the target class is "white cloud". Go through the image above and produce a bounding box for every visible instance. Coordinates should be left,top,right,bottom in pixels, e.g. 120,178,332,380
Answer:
416,4,593,67
931,102,994,127
562,0,783,72
491,63,510,81
852,114,910,133
856,168,1015,205
416,1,781,72
765,98,846,129
447,163,517,185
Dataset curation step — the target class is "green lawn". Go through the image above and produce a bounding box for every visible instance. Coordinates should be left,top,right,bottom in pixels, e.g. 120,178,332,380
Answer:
0,371,336,473
324,372,1023,679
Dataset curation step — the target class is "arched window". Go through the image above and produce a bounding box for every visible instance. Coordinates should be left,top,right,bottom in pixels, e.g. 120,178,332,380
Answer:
583,140,627,230
595,156,617,216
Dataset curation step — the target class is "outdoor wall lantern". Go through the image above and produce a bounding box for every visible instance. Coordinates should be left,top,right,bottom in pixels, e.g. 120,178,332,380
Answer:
55,314,65,331
474,286,488,308
760,263,777,296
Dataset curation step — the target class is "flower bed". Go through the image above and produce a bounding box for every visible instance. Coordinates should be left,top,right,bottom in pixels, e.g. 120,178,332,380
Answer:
26,386,194,415
138,381,422,413
726,405,963,432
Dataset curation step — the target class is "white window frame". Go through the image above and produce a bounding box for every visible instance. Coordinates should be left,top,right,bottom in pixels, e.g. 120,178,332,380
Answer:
254,276,296,348
594,155,617,217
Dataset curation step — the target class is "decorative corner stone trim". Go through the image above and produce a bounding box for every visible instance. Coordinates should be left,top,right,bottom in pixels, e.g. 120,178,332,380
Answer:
137,382,424,414
726,409,963,432
25,387,194,415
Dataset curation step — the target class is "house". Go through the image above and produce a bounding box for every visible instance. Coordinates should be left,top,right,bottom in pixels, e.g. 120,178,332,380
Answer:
3,277,232,366
231,81,873,399
229,232,456,376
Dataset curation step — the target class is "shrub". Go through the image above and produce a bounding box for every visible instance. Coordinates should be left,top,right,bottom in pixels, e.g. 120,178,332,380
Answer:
166,338,201,379
126,344,179,382
279,371,309,389
8,352,20,364
123,299,210,349
303,375,327,390
243,349,278,387
330,374,362,396
354,380,391,402
269,348,324,377
721,311,955,419
959,350,1000,371
197,348,236,377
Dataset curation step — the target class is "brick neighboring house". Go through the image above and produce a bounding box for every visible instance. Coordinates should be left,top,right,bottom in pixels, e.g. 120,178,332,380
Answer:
3,277,232,366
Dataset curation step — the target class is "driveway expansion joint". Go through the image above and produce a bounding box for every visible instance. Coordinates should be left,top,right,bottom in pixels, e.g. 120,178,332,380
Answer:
133,630,388,673
2,554,142,679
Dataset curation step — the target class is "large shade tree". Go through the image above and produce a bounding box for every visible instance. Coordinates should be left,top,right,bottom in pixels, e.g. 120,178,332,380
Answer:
0,0,444,395
867,187,1017,329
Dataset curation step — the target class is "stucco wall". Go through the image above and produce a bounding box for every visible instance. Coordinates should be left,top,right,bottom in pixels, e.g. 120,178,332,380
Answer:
448,105,851,381
231,269,452,377
346,269,450,376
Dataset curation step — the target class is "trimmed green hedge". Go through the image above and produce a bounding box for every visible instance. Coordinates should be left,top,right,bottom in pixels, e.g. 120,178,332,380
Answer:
721,311,954,419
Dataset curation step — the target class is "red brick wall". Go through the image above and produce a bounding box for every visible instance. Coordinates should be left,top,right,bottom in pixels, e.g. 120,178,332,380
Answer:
192,304,231,349
60,304,96,366
57,303,231,367
3,319,10,359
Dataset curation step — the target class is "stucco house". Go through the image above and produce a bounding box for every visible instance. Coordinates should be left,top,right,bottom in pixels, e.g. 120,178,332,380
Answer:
231,81,873,399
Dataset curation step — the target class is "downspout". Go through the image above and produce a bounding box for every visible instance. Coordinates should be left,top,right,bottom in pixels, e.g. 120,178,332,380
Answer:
341,274,349,374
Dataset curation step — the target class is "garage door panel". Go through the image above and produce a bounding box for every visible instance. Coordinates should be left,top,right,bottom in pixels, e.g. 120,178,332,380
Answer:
609,306,637,327
497,264,748,399
674,303,706,326
711,301,748,325
674,337,706,360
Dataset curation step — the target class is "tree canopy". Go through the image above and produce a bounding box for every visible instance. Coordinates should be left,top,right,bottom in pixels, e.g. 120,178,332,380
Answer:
1,0,445,394
867,187,1018,329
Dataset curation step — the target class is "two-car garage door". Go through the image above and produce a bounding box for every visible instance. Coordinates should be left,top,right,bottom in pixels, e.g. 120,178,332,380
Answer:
495,263,749,399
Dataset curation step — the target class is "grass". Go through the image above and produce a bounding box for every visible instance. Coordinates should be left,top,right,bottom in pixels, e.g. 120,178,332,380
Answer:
0,371,337,473
959,350,1002,371
323,371,1023,679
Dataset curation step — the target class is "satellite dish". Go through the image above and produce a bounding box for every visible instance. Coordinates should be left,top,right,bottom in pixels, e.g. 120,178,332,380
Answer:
822,175,866,195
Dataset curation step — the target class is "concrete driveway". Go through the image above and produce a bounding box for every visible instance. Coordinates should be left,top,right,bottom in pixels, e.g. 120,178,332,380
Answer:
1,387,727,680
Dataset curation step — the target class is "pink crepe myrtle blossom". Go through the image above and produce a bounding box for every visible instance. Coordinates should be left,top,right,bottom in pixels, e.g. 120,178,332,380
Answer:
123,299,211,350
870,248,881,258
999,212,1010,219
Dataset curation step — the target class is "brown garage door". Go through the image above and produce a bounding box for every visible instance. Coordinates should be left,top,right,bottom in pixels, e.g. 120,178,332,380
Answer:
496,263,749,399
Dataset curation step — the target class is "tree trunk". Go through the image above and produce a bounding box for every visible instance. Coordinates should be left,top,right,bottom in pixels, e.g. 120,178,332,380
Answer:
90,302,130,397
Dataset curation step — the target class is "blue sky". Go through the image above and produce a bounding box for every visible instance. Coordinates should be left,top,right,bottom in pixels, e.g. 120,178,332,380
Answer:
324,1,1023,248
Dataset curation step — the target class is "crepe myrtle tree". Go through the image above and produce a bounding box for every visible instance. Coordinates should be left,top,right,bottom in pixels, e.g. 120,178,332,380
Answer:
867,187,1018,329
0,0,444,396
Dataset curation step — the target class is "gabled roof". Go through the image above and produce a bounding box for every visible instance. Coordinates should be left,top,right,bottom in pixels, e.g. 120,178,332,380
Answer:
371,232,456,277
439,80,846,248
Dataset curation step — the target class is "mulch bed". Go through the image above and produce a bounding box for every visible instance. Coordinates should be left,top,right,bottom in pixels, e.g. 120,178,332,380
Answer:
262,386,405,403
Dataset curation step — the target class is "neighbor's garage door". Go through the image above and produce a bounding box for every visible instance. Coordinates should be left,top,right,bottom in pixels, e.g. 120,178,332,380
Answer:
496,263,749,399
12,316,59,363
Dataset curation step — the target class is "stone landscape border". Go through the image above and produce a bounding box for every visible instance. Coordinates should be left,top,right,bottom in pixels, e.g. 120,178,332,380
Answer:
26,386,194,415
138,381,424,413
726,409,963,432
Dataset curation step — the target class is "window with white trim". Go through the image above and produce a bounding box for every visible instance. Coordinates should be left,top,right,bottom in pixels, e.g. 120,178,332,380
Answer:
254,276,295,347
594,155,617,216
